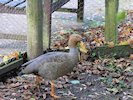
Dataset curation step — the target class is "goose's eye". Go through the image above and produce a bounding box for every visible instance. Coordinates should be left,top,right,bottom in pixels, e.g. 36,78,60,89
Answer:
81,37,87,42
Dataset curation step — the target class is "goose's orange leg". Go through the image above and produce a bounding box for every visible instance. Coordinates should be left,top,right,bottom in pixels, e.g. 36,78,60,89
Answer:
35,75,41,90
50,80,60,99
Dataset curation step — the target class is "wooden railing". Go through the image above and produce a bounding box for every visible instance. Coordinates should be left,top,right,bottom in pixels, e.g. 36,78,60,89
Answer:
0,0,84,22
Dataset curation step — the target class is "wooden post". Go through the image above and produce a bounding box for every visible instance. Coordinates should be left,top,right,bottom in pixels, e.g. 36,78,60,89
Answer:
105,0,119,44
26,0,43,60
43,0,52,50
77,0,84,22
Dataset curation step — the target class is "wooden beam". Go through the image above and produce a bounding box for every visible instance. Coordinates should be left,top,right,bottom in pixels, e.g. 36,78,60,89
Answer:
43,0,52,50
0,4,25,14
0,58,23,76
77,0,84,22
57,8,77,13
91,45,133,58
105,0,119,44
0,33,26,41
26,0,43,60
52,0,70,13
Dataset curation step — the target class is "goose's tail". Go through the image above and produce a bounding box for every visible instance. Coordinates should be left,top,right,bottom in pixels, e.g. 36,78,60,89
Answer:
21,59,35,66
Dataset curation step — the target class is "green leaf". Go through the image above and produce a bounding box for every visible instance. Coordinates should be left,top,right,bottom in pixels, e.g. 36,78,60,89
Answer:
117,11,127,24
124,67,133,72
30,97,35,100
92,53,96,57
107,88,119,94
119,80,126,88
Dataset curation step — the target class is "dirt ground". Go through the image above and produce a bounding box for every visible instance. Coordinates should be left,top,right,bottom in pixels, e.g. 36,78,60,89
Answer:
0,1,133,100
0,57,133,100
0,0,133,63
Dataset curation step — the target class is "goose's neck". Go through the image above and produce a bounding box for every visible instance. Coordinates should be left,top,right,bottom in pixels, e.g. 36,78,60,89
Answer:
69,48,79,63
69,48,79,55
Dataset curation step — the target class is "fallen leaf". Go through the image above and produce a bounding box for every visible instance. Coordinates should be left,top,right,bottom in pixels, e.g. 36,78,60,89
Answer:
107,42,115,48
55,84,63,89
112,78,120,84
23,84,30,90
119,41,129,45
106,88,119,94
67,91,74,96
43,93,47,99
130,54,133,60
3,55,9,64
92,70,101,75
124,67,133,72
125,72,133,77
30,98,35,100
128,38,133,48
109,73,121,78
0,54,4,58
9,82,22,88
79,41,88,53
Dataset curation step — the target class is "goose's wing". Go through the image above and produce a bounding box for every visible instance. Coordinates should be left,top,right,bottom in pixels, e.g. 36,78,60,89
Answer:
38,61,73,80
21,52,70,74
22,52,68,66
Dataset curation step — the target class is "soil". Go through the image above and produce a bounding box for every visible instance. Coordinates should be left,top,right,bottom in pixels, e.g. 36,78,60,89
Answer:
0,58,133,100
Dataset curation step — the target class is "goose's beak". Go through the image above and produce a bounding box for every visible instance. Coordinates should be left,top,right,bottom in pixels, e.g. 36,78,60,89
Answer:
79,38,88,53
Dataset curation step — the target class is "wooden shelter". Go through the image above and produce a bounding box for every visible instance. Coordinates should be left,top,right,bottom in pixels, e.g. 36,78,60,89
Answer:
0,0,85,59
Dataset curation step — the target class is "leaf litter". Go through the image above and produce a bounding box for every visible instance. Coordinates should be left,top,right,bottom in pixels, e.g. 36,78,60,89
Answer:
0,10,133,100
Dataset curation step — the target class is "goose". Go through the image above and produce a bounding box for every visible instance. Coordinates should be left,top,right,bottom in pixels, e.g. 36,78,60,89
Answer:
20,34,87,99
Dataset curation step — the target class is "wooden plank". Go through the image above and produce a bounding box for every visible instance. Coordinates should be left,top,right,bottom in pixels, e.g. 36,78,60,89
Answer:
0,58,23,76
57,8,77,13
0,33,27,41
105,0,119,44
52,0,70,13
26,0,43,60
43,0,52,50
77,0,84,22
0,0,70,14
91,45,133,58
0,3,25,14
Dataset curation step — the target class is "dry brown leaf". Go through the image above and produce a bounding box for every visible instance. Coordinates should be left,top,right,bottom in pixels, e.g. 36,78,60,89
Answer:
129,54,133,60
23,84,30,90
92,70,101,75
55,84,63,89
43,93,47,99
107,42,115,48
86,70,92,74
109,73,121,78
128,38,133,48
86,82,92,86
9,82,22,88
112,78,120,84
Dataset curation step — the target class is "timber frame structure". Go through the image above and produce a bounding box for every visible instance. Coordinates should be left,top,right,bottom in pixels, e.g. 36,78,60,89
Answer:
0,0,84,59
0,0,84,21
0,0,85,76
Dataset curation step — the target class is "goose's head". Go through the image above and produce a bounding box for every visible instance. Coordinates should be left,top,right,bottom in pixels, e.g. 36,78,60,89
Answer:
68,34,88,53
68,34,82,48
